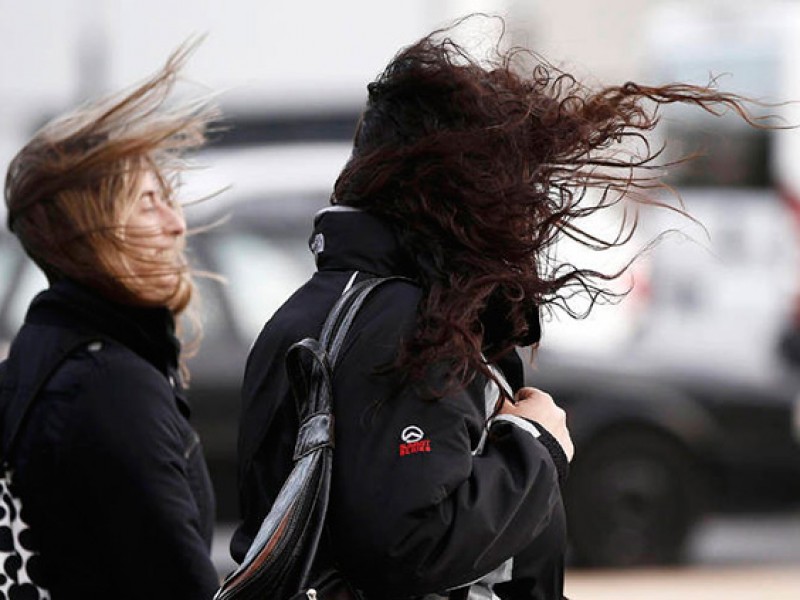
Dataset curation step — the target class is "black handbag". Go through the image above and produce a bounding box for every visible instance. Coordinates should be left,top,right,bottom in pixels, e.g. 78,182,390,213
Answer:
215,277,399,600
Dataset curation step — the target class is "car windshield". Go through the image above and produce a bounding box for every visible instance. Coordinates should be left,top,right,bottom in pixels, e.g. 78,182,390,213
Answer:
205,230,315,343
6,255,46,330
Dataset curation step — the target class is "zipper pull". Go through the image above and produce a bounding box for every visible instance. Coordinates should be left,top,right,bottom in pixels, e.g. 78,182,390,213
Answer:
306,589,318,600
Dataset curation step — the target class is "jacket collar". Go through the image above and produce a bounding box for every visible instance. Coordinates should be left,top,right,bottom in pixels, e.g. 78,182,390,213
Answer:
310,206,416,278
24,279,180,377
310,206,542,354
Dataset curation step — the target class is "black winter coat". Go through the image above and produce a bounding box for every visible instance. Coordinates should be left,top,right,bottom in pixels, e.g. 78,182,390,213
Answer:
233,208,567,600
0,280,219,599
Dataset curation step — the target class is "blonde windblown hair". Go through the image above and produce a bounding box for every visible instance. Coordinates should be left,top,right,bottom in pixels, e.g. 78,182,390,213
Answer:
4,41,217,316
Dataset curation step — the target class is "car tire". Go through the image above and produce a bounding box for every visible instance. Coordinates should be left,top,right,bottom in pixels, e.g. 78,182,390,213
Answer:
565,428,703,567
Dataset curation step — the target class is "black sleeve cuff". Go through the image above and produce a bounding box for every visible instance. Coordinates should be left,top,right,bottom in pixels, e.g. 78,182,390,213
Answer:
526,420,569,487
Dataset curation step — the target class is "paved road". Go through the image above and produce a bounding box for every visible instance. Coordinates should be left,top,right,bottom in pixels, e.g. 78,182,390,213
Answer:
686,513,800,565
564,513,800,599
566,566,800,600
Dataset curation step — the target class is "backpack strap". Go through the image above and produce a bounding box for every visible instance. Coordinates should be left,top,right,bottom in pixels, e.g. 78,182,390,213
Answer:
0,330,105,464
286,276,407,420
218,277,408,599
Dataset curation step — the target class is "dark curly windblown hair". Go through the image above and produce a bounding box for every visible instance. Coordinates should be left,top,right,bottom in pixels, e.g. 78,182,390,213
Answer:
333,18,765,393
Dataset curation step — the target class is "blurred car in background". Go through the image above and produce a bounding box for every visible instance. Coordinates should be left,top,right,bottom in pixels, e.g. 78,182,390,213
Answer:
2,133,800,569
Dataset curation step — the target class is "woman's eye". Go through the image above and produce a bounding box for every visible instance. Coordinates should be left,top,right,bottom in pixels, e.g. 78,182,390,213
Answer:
140,193,157,211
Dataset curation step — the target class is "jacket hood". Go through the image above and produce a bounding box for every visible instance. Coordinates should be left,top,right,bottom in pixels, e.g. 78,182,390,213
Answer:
310,206,417,278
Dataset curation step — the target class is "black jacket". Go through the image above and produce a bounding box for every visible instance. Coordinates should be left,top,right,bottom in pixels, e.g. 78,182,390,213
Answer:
234,208,567,600
0,280,219,599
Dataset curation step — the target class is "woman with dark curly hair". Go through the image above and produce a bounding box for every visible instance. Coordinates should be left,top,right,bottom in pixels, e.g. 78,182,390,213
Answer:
0,44,220,599
232,20,761,600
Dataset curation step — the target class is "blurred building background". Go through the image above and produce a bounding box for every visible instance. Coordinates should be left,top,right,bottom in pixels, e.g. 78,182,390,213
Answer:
2,0,800,596
5,0,800,350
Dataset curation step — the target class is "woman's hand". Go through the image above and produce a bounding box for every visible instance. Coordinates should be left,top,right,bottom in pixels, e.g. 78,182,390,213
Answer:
500,387,574,462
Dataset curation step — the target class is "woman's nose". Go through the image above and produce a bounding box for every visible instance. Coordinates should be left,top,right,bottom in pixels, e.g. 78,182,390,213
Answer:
161,204,186,236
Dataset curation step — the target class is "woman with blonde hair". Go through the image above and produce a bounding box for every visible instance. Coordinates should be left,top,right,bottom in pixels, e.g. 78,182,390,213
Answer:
0,44,219,599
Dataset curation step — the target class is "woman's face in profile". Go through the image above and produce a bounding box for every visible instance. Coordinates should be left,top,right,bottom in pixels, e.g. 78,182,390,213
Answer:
121,170,187,304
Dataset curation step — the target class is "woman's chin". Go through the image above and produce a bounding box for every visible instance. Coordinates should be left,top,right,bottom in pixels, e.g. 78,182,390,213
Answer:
128,272,183,307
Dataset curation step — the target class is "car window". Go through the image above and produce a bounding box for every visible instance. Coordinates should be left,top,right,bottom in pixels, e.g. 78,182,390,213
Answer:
189,274,229,344
7,259,47,329
206,231,314,344
0,238,18,295
664,127,771,188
